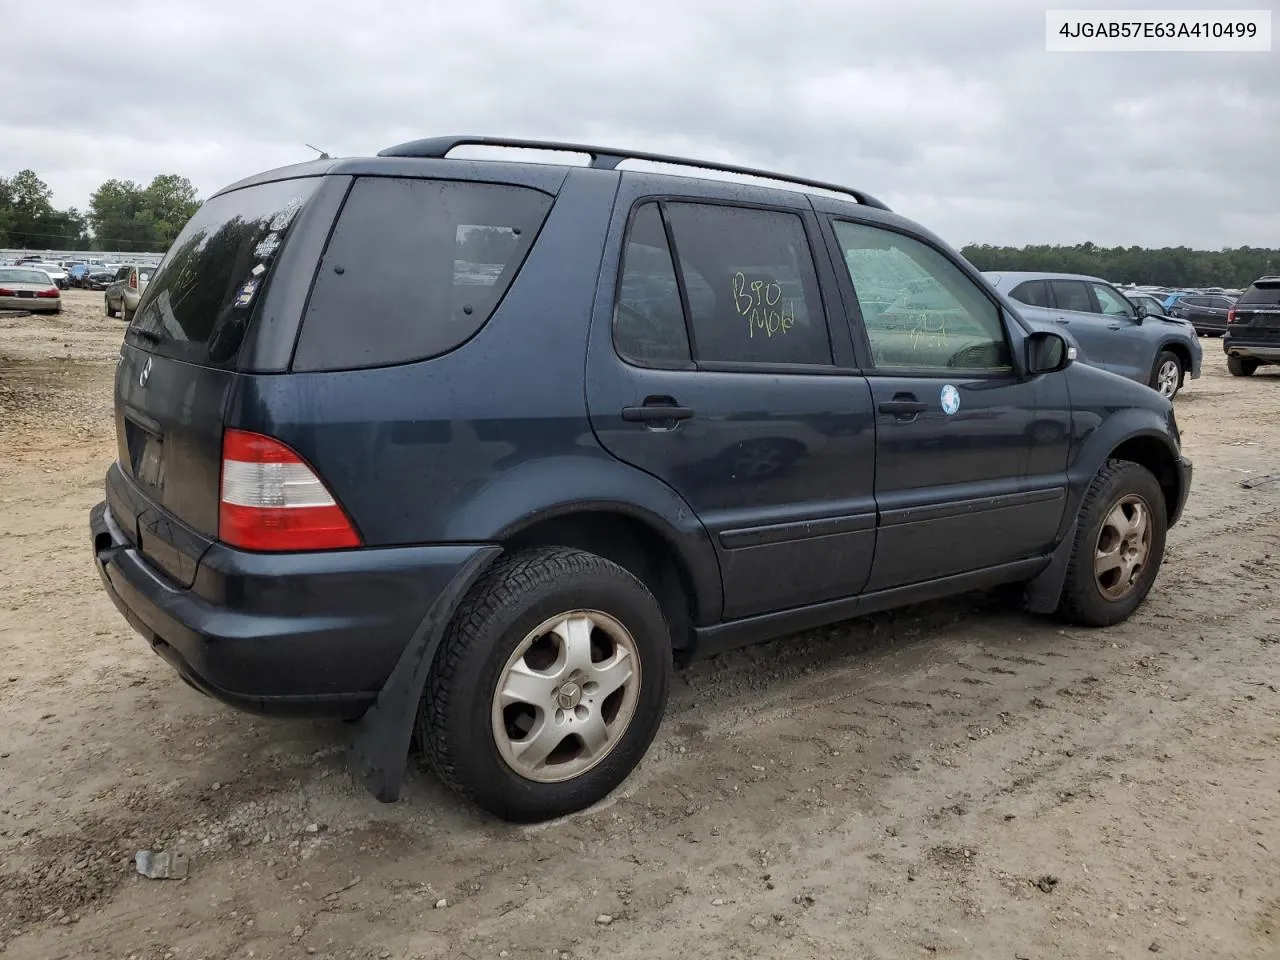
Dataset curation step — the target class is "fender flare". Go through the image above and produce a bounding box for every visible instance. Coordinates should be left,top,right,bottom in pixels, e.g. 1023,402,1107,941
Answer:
443,452,723,625
1026,410,1179,614
345,546,502,802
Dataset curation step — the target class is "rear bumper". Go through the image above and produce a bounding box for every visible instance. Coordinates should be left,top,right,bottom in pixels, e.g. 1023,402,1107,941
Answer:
90,501,493,717
1224,336,1280,362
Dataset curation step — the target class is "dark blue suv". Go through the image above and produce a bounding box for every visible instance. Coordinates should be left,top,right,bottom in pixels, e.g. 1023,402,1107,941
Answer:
90,136,1191,822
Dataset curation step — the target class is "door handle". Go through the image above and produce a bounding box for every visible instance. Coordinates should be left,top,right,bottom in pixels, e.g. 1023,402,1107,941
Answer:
878,394,929,421
622,397,695,424
1054,318,1070,325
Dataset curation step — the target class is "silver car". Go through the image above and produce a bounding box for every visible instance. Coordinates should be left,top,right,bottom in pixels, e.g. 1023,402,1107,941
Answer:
104,264,157,321
0,267,62,313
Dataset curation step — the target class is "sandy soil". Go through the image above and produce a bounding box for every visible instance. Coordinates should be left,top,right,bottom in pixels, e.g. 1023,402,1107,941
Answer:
1,289,1278,960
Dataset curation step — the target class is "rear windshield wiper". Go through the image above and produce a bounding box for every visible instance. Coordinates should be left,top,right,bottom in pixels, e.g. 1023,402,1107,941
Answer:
128,327,161,344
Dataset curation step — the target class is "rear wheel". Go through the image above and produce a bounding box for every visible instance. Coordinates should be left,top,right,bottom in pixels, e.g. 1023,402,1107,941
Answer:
1150,351,1182,399
418,547,672,822
1057,460,1167,627
104,296,116,318
1227,355,1259,377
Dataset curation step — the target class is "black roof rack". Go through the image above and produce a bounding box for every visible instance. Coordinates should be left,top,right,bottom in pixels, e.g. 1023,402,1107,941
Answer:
376,135,891,210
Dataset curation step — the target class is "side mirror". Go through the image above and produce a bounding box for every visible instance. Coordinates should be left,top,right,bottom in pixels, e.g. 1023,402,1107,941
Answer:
1134,303,1149,320
1026,330,1075,374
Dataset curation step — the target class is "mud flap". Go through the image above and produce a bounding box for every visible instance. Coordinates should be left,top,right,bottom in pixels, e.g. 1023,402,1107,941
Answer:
345,546,502,802
1024,519,1077,615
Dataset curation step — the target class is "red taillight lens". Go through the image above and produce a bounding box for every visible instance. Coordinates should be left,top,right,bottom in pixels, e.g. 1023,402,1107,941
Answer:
1227,306,1238,323
0,287,13,296
36,287,60,299
129,273,138,289
219,429,361,552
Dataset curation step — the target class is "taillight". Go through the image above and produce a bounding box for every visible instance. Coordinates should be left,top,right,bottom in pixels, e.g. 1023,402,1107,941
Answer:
129,272,138,289
0,287,13,296
219,429,361,552
1227,306,1238,324
36,287,60,299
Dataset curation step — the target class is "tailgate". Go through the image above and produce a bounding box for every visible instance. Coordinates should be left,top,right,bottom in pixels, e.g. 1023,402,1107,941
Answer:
111,343,236,586
108,175,326,587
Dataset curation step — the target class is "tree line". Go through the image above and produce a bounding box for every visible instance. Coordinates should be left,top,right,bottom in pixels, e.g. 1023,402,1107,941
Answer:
961,242,1279,289
0,169,201,253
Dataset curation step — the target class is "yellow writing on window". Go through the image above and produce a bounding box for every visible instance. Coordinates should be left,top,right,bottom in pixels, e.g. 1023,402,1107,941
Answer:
733,272,796,339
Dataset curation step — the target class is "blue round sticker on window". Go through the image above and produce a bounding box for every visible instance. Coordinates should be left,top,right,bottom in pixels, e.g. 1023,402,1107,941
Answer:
940,384,960,416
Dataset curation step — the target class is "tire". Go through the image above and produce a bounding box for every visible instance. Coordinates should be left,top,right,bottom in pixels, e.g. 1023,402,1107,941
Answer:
121,304,133,323
417,547,672,822
104,297,116,318
1227,356,1258,377
1057,460,1167,628
1150,350,1182,399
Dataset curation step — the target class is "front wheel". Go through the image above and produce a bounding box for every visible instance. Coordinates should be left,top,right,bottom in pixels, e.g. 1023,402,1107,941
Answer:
1150,351,1182,399
1227,355,1258,377
1057,460,1167,627
418,547,672,822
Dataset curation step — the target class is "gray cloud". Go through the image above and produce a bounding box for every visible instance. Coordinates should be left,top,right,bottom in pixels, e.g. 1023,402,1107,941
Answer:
2,0,1276,248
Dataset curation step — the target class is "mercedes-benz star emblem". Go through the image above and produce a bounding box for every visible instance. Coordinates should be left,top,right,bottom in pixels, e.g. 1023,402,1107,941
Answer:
138,357,152,387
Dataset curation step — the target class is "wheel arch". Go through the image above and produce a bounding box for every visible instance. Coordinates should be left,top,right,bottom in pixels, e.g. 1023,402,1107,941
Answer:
1156,340,1192,381
1104,433,1183,525
499,505,709,652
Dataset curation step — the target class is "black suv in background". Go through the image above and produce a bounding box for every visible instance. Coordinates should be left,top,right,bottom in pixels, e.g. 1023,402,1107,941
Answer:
89,136,1192,822
1169,293,1237,336
1224,277,1280,376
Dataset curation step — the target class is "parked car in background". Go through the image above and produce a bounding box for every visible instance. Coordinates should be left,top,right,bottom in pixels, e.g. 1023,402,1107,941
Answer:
1223,276,1280,376
1169,294,1237,336
68,263,94,287
90,135,1192,823
103,263,156,321
984,271,1201,399
86,269,116,291
1125,292,1173,318
25,261,69,289
0,266,62,313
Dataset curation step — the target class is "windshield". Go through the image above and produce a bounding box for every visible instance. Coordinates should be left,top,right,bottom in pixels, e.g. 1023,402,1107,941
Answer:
0,268,52,284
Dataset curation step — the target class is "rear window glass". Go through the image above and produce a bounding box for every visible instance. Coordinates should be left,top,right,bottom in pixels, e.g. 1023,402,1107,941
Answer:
127,177,321,365
292,177,553,372
1239,282,1280,306
0,268,51,284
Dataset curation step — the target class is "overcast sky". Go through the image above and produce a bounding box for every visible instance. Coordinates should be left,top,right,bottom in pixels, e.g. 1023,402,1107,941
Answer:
3,0,1276,249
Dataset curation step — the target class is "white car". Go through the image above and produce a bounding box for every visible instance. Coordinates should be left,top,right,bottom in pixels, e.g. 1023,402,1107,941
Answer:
26,261,69,289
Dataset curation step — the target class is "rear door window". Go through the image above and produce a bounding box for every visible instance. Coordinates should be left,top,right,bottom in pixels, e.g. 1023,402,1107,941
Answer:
292,177,553,371
1009,279,1050,307
127,176,322,366
613,202,693,369
1048,280,1093,314
660,202,832,367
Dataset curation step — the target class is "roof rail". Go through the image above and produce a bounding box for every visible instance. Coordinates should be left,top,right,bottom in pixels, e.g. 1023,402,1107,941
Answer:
376,135,891,210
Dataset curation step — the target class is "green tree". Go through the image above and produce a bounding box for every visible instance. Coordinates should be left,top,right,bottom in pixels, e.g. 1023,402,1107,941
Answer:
142,174,200,247
0,169,89,249
88,178,156,251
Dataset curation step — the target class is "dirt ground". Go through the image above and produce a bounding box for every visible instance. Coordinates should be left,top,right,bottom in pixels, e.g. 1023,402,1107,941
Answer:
1,289,1277,960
